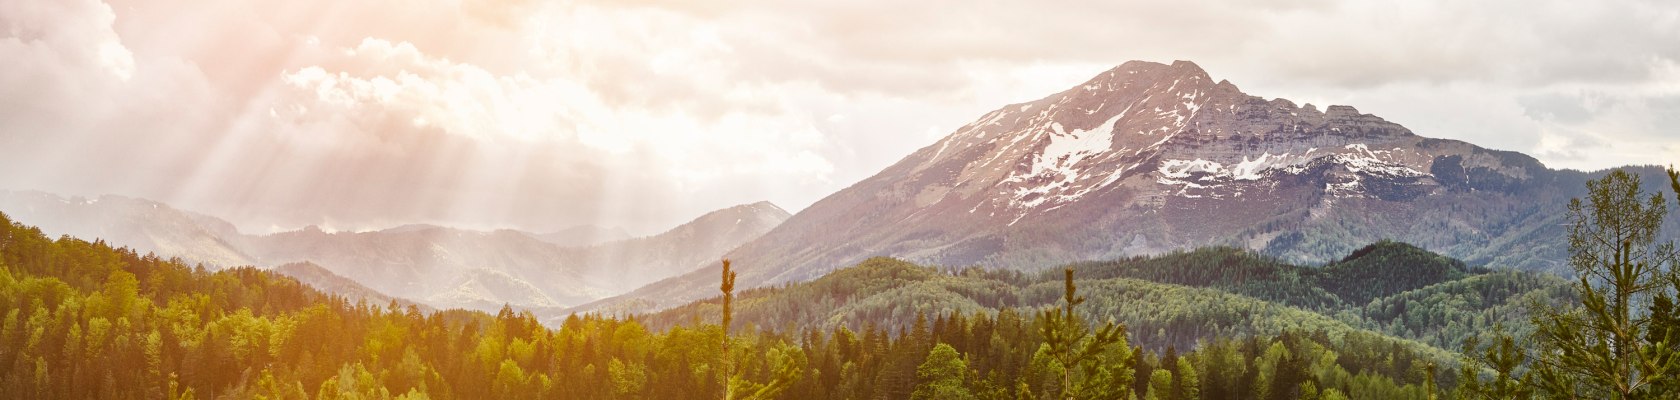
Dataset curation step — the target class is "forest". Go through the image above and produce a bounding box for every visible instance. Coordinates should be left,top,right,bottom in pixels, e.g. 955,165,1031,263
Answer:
0,168,1676,399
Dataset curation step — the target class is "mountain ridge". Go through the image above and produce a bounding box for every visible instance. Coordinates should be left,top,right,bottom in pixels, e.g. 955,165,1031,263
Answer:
634,242,1561,353
0,190,790,312
580,60,1662,315
532,224,633,247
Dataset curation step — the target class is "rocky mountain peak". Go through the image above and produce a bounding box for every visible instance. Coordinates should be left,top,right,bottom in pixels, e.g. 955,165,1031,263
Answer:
898,60,1462,220
691,201,791,226
1091,60,1216,87
581,59,1592,315
861,61,1557,240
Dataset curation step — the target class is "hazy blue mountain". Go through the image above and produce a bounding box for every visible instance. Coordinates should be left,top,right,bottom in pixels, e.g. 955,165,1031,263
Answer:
531,224,633,247
0,191,789,312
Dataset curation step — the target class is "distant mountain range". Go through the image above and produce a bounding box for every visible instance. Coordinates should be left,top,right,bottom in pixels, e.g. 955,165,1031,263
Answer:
7,60,1672,320
582,60,1671,314
0,191,789,312
533,225,634,247
271,261,430,310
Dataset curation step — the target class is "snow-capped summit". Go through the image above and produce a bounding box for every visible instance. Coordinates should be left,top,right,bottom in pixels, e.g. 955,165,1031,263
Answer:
900,60,1524,225
584,59,1633,314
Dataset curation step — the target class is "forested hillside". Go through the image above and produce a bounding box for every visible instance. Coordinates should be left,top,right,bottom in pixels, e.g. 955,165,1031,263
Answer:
645,243,1566,352
2,165,1673,400
0,210,1459,399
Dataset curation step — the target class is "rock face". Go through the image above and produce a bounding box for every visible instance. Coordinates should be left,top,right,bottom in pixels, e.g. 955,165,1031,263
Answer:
584,60,1655,314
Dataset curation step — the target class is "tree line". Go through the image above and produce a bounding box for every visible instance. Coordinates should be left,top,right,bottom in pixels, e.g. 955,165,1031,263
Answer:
0,168,1674,399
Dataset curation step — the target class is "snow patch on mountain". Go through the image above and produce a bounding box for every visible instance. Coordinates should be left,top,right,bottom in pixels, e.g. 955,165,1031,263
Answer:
1159,159,1225,179
1153,144,1429,198
1228,154,1269,180
1325,175,1365,197
1335,146,1423,175
1003,113,1126,210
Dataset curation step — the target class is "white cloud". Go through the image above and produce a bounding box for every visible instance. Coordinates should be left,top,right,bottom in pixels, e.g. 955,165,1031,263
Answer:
1,0,1676,234
279,38,590,141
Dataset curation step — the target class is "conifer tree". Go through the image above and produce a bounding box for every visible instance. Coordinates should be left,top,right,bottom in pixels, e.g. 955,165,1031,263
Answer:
1424,362,1438,400
721,258,735,400
913,343,976,400
1453,328,1532,400
1039,267,1129,399
1532,169,1680,398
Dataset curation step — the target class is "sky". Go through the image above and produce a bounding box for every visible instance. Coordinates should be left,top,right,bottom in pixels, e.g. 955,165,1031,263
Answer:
1,0,1677,235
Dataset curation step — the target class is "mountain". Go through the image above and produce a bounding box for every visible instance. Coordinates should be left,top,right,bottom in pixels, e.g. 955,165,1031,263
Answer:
271,261,428,309
588,60,1661,313
532,224,633,247
0,202,1462,399
638,242,1567,351
568,201,790,292
0,191,254,267
232,225,600,310
234,201,789,312
0,191,791,311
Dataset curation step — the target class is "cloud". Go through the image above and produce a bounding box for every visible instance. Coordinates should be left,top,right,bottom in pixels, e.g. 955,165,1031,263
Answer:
0,0,223,199
577,0,1677,93
1245,0,1680,88
193,32,849,232
1525,90,1680,170
0,0,1676,234
278,38,590,142
0,0,134,116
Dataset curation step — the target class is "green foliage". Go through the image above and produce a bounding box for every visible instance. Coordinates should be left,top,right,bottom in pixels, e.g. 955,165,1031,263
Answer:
1531,169,1680,399
1647,291,1680,395
0,209,1528,400
1321,241,1475,306
1358,270,1572,349
649,246,1542,356
1144,369,1172,400
1452,328,1532,400
912,343,975,400
1039,267,1130,399
727,340,805,400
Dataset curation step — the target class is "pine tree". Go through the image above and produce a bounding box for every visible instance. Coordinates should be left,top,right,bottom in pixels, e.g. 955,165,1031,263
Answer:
1454,328,1532,400
1532,169,1680,398
1647,292,1680,395
727,342,805,400
721,258,735,400
1145,369,1173,400
1175,356,1200,400
912,343,975,400
1423,362,1438,400
1038,267,1129,399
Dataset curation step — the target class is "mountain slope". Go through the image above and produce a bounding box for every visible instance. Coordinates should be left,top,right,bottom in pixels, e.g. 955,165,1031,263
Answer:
592,60,1656,313
570,201,790,292
637,243,1560,352
0,192,790,311
233,202,791,312
0,191,254,267
532,224,633,247
0,208,1455,400
271,261,428,309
